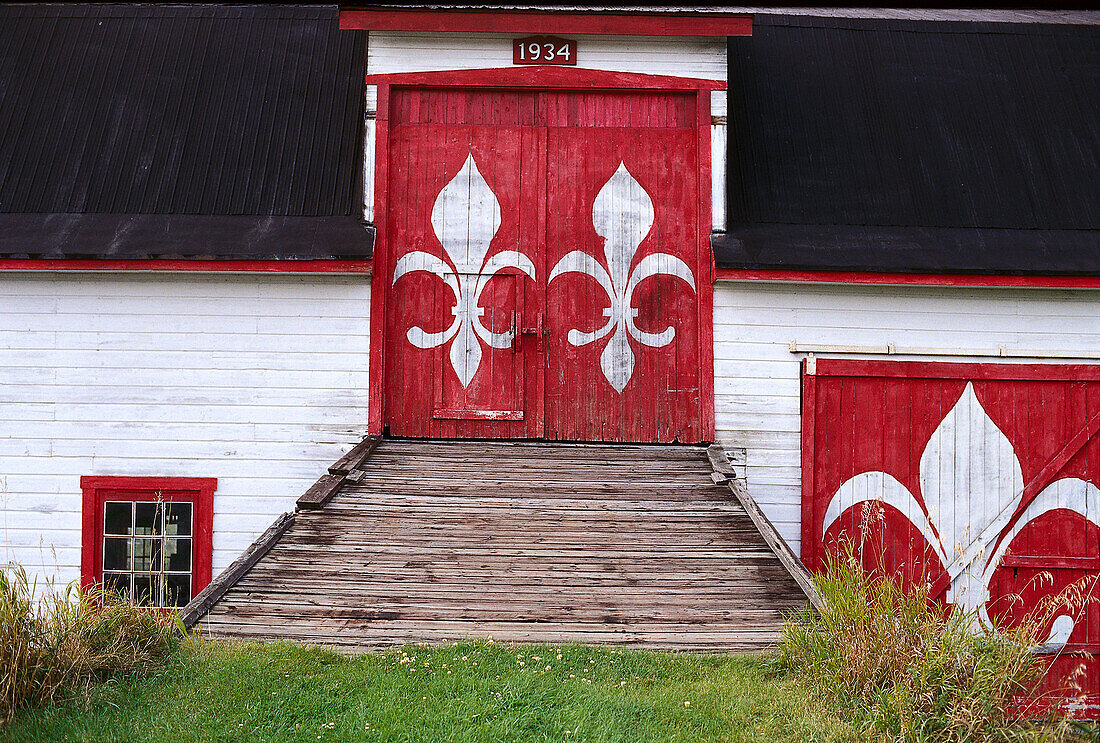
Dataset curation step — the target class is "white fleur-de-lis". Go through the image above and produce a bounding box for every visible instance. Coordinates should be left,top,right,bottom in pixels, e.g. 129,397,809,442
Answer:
823,383,1100,648
392,154,535,387
548,162,696,393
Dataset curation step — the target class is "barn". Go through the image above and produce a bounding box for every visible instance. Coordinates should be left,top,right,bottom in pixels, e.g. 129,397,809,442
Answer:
0,2,1097,707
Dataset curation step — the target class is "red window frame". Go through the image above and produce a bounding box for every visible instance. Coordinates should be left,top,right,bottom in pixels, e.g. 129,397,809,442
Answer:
80,476,215,601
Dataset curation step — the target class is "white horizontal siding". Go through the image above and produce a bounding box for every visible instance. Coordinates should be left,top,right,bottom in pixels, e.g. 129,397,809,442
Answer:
0,273,372,589
713,280,1100,559
367,32,727,81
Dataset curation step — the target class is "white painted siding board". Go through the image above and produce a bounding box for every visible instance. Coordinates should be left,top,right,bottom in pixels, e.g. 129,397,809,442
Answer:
0,273,372,592
367,32,727,81
710,90,727,233
364,85,378,223
6,350,373,372
713,281,1100,559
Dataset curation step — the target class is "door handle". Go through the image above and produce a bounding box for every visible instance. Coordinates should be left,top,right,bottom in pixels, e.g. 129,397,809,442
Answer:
520,311,548,353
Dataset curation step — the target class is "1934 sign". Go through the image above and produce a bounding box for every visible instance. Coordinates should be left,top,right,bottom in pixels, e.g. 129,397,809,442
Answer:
513,36,576,65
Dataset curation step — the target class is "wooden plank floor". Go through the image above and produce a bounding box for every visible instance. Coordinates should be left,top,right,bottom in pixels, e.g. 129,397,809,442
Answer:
200,439,810,651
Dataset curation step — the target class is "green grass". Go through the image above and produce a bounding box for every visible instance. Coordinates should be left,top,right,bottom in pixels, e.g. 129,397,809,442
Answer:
0,638,857,743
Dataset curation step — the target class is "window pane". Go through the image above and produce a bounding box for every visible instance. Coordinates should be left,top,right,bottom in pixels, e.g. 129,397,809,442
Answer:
104,502,132,535
102,572,131,600
134,503,162,536
164,538,192,573
165,574,191,607
103,537,131,571
133,537,162,572
164,503,192,537
133,574,158,606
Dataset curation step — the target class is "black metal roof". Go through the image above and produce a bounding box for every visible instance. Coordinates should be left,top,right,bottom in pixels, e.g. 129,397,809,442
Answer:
718,15,1099,275
1,6,1096,272
0,4,371,260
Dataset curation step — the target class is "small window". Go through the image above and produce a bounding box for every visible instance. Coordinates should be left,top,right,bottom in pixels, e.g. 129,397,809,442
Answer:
81,477,215,608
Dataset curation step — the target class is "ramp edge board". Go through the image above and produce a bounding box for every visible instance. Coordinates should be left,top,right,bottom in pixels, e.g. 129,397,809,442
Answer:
184,435,381,626
709,444,824,612
299,435,383,509
180,511,296,629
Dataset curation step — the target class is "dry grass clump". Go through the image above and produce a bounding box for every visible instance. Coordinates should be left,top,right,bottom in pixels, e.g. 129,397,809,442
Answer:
0,562,180,724
777,548,1072,742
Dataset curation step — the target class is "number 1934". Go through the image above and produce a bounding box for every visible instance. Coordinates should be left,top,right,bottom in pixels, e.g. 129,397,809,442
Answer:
513,36,577,66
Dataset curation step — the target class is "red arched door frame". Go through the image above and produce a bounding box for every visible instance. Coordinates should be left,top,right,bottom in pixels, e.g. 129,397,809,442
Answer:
366,66,722,442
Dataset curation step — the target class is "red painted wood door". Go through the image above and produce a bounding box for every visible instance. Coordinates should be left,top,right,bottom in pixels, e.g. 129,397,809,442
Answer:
382,88,706,442
802,360,1100,713
384,98,544,438
544,92,703,442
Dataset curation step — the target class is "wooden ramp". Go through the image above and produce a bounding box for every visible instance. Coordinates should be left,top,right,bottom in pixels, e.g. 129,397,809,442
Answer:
189,439,812,651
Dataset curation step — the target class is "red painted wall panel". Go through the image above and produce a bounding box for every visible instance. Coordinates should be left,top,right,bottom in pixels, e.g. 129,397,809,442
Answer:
802,360,1100,712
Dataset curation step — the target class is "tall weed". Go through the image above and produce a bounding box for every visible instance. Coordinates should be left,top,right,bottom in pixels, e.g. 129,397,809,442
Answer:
0,562,181,724
777,547,1073,742
774,515,1091,743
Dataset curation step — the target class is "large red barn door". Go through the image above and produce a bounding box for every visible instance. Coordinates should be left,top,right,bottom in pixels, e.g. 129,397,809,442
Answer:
802,360,1100,713
380,81,710,443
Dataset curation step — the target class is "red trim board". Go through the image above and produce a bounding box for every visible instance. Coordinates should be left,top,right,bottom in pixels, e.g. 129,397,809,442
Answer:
341,9,752,37
807,359,1100,382
696,89,717,441
716,267,1100,289
365,66,725,91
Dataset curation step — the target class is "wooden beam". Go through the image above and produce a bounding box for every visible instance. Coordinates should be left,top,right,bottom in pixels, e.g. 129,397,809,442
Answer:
365,66,726,91
726,478,824,613
707,444,746,482
179,511,295,629
707,444,735,480
708,444,823,611
328,435,382,476
296,474,346,510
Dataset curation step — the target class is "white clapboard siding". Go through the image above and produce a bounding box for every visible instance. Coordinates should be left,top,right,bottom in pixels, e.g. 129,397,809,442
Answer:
366,32,727,80
0,273,372,590
713,280,1100,558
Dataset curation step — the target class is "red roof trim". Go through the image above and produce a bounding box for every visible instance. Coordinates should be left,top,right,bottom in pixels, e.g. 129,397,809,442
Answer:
715,268,1100,289
340,9,752,37
809,359,1100,382
365,65,725,91
0,259,372,274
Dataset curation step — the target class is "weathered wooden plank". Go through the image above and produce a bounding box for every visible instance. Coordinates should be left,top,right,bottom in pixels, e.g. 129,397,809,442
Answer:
707,444,736,479
214,589,805,611
201,438,811,650
198,625,783,644
328,435,381,475
198,627,778,652
209,598,794,623
179,511,295,629
295,473,346,510
726,476,823,612
320,495,744,511
200,619,786,641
